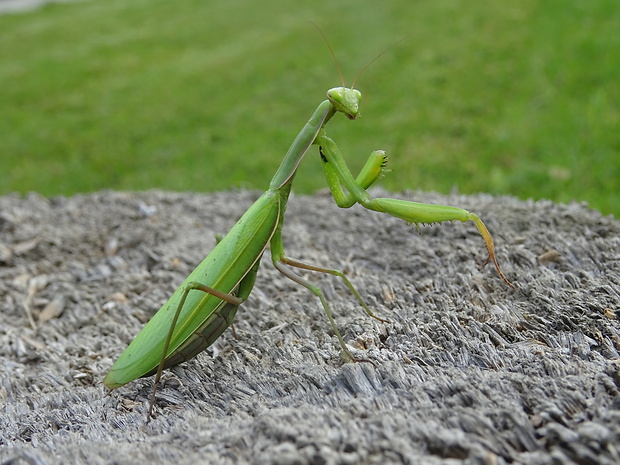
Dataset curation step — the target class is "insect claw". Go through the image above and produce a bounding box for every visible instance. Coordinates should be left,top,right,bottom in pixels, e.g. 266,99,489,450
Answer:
353,356,377,368
342,349,377,367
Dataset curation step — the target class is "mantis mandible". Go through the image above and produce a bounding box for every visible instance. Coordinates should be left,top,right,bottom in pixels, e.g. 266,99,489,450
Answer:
104,39,512,419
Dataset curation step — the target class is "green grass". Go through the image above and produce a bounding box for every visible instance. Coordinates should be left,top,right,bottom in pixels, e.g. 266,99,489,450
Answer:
1,0,618,216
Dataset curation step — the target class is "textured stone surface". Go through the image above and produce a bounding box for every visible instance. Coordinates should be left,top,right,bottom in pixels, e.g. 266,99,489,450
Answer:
1,189,618,464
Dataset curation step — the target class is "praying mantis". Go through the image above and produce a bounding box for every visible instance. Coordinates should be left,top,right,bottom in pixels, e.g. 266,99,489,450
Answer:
103,39,512,419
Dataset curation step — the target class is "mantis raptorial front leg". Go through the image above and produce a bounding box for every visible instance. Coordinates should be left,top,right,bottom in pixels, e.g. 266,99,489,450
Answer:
317,130,513,287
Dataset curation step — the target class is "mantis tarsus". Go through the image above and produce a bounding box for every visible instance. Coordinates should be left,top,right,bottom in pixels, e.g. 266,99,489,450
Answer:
103,41,512,419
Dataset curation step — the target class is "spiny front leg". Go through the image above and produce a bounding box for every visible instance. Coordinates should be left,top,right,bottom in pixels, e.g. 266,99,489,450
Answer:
364,197,513,287
320,146,388,208
317,131,512,287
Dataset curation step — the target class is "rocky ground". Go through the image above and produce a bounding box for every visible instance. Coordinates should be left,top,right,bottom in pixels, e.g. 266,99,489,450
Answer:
1,189,619,464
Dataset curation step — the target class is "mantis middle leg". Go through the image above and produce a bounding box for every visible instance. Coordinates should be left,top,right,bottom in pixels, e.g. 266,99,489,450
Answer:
269,195,389,362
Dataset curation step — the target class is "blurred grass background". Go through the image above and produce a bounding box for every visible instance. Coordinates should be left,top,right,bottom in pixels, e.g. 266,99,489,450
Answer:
0,0,617,216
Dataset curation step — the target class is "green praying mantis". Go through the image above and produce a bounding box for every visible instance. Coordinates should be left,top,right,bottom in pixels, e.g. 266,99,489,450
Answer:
103,39,512,419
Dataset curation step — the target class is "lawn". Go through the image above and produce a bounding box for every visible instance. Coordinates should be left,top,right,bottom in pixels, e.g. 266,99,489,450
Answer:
1,0,617,215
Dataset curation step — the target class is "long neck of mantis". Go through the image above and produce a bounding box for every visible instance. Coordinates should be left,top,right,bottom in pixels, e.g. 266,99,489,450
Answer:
269,100,336,190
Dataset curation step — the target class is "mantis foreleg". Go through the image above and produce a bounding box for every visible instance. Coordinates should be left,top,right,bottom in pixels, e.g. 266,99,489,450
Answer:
321,148,389,208
317,131,513,287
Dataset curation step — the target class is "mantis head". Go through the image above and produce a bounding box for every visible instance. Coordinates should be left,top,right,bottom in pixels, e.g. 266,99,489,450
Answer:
327,87,362,120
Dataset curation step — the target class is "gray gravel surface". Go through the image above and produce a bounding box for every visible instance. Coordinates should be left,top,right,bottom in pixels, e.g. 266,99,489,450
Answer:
1,189,619,464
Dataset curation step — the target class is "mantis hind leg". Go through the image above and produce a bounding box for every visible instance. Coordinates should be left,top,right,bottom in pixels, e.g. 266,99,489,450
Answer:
147,260,259,421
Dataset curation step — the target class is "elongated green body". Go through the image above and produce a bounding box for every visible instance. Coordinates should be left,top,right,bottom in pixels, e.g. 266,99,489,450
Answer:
104,82,511,410
104,100,330,389
104,191,280,387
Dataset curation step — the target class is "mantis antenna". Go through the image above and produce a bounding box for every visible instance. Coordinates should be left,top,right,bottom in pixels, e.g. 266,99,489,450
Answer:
309,20,346,88
309,20,410,90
